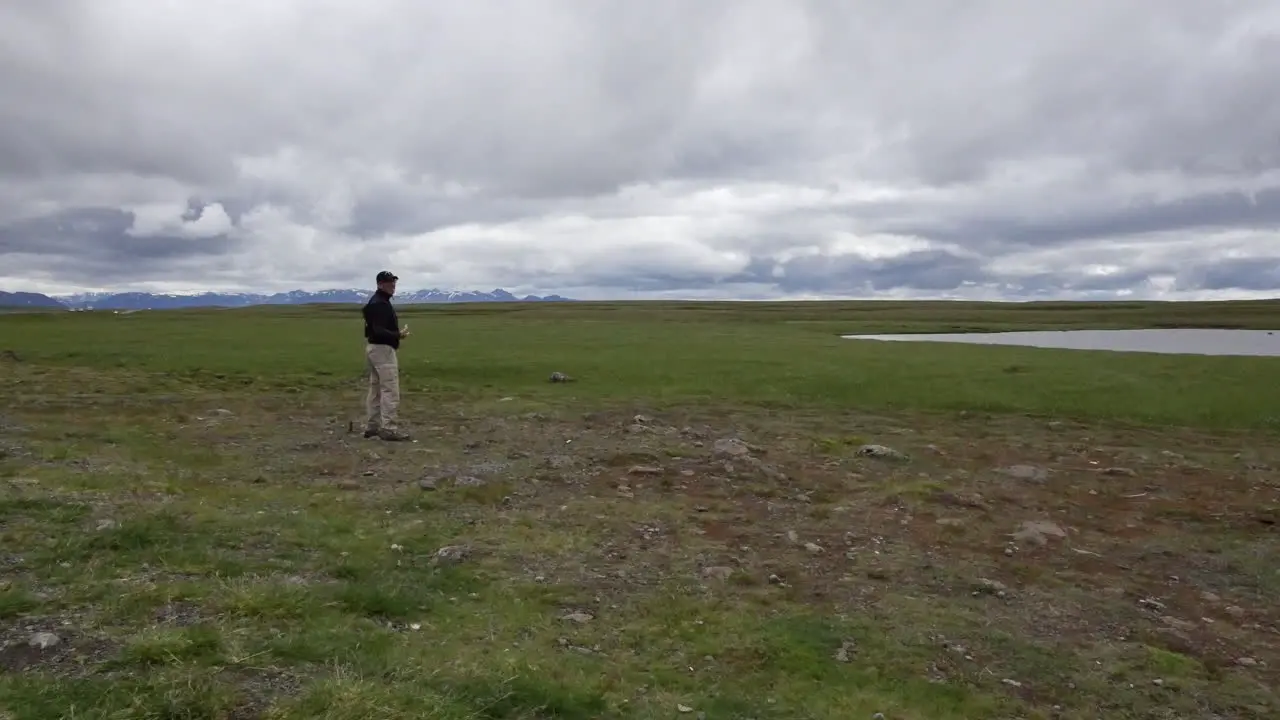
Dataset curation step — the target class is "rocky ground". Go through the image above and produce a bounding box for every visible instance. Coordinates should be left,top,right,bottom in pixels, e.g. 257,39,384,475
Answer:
2,380,1279,718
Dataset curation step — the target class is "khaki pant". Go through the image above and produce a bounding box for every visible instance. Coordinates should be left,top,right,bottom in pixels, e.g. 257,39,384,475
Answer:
364,343,400,431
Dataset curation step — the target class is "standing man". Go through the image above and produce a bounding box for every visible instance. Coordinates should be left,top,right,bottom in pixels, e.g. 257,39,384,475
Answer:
362,270,411,441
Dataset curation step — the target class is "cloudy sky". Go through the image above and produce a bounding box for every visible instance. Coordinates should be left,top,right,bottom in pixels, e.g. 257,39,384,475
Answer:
1,0,1278,300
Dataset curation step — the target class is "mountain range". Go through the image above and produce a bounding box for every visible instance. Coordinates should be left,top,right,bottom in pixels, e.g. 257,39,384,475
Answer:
0,288,573,310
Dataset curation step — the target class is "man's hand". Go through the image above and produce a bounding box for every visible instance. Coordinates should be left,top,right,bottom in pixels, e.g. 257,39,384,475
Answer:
399,325,410,338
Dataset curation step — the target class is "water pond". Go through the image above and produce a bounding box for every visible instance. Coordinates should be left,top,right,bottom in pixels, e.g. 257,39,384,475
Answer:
841,328,1280,357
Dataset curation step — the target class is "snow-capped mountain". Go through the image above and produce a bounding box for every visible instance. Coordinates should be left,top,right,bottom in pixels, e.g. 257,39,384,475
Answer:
4,288,572,310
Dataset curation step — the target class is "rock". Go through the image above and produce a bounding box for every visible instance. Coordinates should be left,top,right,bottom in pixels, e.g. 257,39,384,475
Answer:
677,705,694,714
803,542,825,554
743,456,788,481
336,479,361,491
1101,466,1137,477
1138,597,1167,611
1236,657,1259,667
856,444,908,461
432,545,471,565
29,632,60,650
542,454,574,469
973,578,1009,597
548,372,573,383
834,639,857,662
999,465,1049,482
701,566,734,582
561,611,593,624
627,465,662,476
418,477,438,491
1011,520,1067,545
454,475,486,487
713,438,751,458
95,519,119,531
932,490,988,510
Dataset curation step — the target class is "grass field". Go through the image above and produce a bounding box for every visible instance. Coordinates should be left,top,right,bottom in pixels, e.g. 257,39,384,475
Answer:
1,299,1278,719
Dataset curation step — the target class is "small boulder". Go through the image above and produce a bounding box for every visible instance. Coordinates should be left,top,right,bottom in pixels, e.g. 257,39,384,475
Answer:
833,639,857,662
999,465,1050,482
29,632,60,650
432,545,471,565
1012,520,1067,546
856,444,908,461
701,566,734,582
627,465,663,476
713,438,752,458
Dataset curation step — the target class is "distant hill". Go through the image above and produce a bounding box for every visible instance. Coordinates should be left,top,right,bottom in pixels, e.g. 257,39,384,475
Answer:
0,291,64,308
43,288,574,310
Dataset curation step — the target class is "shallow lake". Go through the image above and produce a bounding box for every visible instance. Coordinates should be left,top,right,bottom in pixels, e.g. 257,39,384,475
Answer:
842,328,1280,357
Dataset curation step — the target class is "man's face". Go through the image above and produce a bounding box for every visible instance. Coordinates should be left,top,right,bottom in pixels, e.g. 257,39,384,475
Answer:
379,280,397,295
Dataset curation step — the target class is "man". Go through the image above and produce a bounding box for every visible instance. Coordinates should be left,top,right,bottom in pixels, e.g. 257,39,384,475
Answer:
362,270,411,441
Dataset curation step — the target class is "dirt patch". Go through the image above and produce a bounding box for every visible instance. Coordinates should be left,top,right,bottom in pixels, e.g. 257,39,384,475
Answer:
0,628,118,674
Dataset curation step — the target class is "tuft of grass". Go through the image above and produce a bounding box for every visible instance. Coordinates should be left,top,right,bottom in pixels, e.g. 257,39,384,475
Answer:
0,585,41,619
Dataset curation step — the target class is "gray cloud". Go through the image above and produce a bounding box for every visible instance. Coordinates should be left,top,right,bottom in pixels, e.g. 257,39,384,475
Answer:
1,0,1279,299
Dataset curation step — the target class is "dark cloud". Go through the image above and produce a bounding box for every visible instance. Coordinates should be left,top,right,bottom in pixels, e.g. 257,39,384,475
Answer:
876,186,1280,252
0,207,238,284
1177,258,1280,292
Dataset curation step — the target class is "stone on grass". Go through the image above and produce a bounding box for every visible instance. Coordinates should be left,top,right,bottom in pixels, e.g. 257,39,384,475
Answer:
701,566,734,582
856,444,908,461
713,438,751,458
627,465,662,476
999,465,1050,482
29,632,60,650
432,545,471,565
1011,520,1067,546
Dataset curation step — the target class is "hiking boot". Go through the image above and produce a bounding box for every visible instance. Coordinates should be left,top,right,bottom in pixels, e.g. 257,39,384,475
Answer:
377,428,412,442
362,427,380,439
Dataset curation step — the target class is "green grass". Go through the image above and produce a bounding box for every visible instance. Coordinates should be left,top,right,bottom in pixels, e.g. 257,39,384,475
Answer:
0,299,1278,719
2,299,1280,428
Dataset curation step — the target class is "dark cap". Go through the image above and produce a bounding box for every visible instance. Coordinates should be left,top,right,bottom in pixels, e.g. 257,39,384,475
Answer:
375,270,399,283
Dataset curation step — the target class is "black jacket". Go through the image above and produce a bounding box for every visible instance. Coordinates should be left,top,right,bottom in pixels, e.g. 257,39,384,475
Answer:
363,289,401,349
